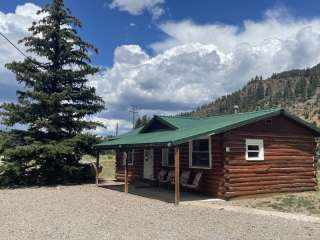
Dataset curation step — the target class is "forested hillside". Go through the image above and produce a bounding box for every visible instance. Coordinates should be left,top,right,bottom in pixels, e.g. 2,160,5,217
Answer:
184,64,320,126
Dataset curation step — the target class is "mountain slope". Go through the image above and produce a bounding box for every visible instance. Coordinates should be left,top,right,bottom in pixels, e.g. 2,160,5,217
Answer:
184,64,320,126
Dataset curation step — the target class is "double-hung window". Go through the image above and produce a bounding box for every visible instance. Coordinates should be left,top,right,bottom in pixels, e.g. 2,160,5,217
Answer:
162,148,175,167
122,150,134,165
246,139,264,161
189,137,212,168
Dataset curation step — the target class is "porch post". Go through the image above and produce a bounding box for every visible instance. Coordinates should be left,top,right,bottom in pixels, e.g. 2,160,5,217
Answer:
95,152,100,185
124,152,129,193
174,146,180,205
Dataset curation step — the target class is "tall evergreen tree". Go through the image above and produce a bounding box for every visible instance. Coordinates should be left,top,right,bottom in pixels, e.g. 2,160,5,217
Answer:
134,115,150,128
256,81,265,100
295,78,306,99
0,0,105,185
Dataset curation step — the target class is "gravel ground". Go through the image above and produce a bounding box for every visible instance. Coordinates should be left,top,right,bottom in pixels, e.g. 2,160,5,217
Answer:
1,185,320,240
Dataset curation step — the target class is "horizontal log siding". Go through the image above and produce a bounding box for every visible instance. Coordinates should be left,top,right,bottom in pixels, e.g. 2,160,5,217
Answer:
115,149,144,182
116,148,163,182
223,115,317,199
206,135,225,197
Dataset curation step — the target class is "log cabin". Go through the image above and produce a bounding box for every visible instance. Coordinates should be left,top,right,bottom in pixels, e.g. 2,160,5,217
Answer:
96,108,320,204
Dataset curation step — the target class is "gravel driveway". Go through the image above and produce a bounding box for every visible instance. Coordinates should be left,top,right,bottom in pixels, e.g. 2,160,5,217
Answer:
1,185,320,240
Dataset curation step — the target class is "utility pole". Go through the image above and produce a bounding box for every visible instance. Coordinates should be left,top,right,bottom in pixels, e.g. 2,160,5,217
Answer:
115,121,119,136
129,105,138,129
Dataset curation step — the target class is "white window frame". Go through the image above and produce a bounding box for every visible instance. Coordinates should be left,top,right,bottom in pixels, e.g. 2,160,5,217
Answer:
189,136,212,169
246,139,264,161
161,148,175,167
122,149,134,166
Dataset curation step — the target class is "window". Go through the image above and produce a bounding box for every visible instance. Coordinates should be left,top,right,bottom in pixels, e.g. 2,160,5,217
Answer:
246,139,264,161
189,137,212,168
162,148,175,167
122,150,134,165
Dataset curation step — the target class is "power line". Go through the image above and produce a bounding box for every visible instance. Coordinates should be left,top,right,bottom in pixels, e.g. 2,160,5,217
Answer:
0,32,29,59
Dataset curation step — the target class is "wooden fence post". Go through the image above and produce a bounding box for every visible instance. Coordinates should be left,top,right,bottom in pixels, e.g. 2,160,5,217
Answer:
175,146,180,205
124,152,129,193
96,152,100,185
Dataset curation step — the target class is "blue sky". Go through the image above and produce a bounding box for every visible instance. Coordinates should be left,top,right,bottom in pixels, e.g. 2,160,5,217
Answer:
1,0,320,135
2,0,320,66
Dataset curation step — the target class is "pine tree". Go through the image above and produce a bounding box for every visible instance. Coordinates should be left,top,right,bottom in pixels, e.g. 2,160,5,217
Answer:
134,118,142,129
0,0,105,185
294,78,305,99
135,115,150,128
256,81,264,100
265,85,272,97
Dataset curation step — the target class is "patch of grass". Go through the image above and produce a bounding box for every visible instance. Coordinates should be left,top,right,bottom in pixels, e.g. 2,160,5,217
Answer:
250,192,320,216
228,171,320,216
81,154,116,180
317,170,320,191
99,155,116,180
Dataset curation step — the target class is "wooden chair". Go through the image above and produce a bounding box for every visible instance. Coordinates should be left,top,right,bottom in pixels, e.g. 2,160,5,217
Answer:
159,170,174,187
181,171,191,185
182,172,202,191
157,169,168,186
170,170,191,189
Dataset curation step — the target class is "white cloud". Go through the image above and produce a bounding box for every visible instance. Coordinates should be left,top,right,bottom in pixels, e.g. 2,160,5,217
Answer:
109,0,165,19
0,3,41,103
4,5,320,136
87,116,131,136
95,43,233,114
151,13,320,56
95,7,320,135
0,3,41,34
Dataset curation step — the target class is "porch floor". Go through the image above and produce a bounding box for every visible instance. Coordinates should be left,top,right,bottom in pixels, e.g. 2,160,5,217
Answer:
98,181,214,203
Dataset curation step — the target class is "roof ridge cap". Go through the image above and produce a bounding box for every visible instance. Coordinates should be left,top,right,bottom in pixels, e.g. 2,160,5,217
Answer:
157,108,281,120
178,108,282,120
158,115,196,119
205,107,281,118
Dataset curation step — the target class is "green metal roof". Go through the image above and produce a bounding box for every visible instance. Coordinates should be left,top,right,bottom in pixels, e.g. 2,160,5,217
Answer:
96,108,320,149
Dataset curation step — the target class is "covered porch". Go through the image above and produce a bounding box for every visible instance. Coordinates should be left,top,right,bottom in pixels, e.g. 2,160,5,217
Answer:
96,145,187,205
95,133,224,204
94,114,228,204
97,180,214,203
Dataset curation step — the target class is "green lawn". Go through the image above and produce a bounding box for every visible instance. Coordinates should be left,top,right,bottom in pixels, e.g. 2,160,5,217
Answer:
98,154,116,180
81,154,116,180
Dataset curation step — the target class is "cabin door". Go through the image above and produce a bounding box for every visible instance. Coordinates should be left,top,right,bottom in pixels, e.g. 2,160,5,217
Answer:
143,149,154,180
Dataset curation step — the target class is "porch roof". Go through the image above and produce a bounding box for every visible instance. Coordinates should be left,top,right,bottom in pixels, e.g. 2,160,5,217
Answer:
96,108,320,149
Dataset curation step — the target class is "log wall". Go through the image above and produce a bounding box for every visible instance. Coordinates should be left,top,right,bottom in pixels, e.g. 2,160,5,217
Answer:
223,115,318,199
115,149,144,182
183,135,225,197
114,115,318,199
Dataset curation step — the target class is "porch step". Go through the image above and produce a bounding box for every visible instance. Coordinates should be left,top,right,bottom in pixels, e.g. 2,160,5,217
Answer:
116,173,139,181
97,178,116,183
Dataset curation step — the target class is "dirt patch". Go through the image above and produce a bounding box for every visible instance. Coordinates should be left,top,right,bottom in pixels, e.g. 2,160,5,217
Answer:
217,191,320,216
